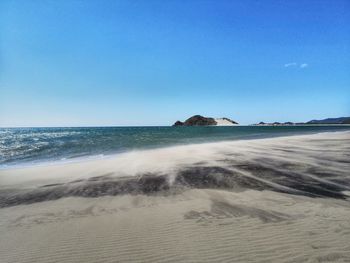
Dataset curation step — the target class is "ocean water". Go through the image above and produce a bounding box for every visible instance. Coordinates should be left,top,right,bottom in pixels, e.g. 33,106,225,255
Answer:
1,125,350,168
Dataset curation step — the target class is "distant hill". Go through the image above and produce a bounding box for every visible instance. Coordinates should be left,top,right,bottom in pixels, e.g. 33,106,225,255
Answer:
173,115,238,126
254,116,350,126
307,117,350,124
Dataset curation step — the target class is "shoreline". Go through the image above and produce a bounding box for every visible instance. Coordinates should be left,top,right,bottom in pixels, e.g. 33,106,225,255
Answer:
1,130,349,199
1,129,349,172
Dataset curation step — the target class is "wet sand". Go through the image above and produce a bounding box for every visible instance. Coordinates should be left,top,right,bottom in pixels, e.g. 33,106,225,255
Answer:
0,131,350,262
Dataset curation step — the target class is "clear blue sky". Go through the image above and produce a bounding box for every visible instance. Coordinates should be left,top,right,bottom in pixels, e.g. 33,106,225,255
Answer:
1,0,349,126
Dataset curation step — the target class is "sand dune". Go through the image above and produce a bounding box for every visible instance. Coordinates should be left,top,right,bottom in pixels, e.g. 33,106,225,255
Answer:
214,118,237,126
0,131,350,262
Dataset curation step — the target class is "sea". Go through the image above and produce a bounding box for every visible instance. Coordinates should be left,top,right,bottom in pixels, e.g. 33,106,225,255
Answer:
1,125,350,168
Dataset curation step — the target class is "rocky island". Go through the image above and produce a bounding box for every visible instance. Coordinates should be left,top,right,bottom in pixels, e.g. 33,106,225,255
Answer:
173,115,238,126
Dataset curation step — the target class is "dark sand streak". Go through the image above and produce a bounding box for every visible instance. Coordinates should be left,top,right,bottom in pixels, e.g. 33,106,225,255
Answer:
1,163,349,208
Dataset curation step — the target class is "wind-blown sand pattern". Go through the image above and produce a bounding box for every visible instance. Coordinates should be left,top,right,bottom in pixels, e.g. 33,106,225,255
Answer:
0,131,350,262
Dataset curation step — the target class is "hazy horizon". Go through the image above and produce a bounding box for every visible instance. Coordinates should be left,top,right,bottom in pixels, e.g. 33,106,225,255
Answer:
1,0,349,127
0,115,350,128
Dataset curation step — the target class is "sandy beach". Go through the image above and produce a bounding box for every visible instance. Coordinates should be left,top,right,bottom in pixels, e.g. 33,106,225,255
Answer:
1,131,350,263
2,0,349,261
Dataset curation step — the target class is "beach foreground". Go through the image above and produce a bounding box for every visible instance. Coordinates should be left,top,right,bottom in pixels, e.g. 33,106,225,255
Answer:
1,132,350,262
